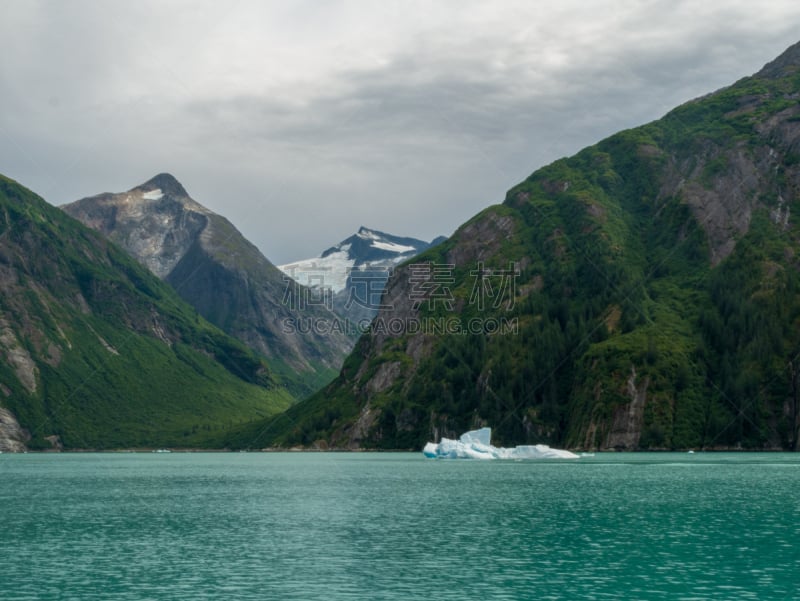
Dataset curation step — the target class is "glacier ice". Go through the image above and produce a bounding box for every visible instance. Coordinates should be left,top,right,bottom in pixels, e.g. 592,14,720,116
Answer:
422,427,579,460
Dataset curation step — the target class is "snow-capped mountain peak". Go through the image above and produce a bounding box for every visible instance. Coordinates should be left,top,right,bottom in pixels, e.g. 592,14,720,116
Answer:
283,227,440,293
279,227,446,322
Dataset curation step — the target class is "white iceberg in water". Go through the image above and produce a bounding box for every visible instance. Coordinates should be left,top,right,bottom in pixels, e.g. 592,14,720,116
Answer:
423,427,579,460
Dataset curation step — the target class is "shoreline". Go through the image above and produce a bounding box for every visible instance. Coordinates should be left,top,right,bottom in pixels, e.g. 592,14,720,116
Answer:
1,446,795,454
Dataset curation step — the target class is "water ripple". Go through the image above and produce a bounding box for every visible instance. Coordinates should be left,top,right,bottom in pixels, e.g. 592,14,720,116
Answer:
1,452,799,600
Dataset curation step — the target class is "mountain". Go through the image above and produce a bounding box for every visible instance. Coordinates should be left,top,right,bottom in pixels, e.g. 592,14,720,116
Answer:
237,40,800,451
279,227,446,325
62,174,352,397
0,174,293,451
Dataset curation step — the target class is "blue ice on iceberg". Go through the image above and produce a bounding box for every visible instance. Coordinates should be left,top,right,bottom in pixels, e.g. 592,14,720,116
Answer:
422,427,579,460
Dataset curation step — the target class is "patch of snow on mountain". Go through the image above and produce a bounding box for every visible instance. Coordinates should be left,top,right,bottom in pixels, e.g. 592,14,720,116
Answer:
371,240,417,253
141,189,164,200
357,229,380,241
280,251,354,293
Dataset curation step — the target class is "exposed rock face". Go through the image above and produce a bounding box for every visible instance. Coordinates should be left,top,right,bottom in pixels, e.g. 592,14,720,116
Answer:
755,40,800,80
662,147,761,265
66,185,208,278
64,174,352,393
604,367,647,450
445,210,516,266
654,102,800,265
0,407,29,452
0,318,38,394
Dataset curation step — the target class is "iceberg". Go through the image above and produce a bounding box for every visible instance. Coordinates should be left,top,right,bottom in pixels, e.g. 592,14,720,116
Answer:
422,427,579,460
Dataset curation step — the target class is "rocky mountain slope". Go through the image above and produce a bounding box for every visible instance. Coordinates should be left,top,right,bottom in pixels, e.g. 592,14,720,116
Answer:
63,174,351,397
239,40,800,451
0,174,293,451
279,227,445,325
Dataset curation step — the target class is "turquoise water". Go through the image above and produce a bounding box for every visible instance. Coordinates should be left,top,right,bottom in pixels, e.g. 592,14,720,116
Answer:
1,452,799,600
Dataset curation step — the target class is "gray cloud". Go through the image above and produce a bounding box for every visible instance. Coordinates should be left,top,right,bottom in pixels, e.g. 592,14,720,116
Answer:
2,1,800,263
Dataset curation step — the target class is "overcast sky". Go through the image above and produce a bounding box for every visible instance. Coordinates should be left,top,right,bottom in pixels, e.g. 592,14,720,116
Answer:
2,1,800,264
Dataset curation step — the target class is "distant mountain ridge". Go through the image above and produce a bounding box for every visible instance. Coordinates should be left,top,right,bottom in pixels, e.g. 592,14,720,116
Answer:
279,226,446,324
63,174,352,396
318,227,447,268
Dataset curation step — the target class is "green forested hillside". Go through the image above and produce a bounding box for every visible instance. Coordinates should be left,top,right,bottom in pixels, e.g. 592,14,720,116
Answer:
0,175,292,450
235,41,800,451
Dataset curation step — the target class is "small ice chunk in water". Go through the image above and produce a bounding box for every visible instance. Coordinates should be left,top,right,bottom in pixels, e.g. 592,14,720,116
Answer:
422,442,439,458
423,427,579,460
